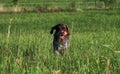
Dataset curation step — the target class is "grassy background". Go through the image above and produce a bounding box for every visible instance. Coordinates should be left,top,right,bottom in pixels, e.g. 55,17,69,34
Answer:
0,11,120,74
1,0,83,3
1,0,120,13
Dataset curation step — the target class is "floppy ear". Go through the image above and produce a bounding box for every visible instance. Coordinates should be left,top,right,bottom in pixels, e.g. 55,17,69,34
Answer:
50,24,59,34
66,25,70,36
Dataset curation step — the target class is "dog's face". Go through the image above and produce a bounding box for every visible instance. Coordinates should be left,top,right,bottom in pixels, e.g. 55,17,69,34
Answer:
59,31,67,41
59,24,70,36
50,23,70,36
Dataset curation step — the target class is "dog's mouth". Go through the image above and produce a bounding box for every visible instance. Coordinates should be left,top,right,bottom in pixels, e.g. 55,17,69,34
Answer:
59,36,64,40
61,31,67,36
59,31,67,41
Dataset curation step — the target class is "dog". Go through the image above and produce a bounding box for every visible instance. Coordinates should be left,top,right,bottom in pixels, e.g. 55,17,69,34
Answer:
50,23,70,55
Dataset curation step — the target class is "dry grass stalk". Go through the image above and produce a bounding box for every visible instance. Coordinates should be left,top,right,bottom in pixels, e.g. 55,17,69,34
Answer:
13,5,22,12
0,4,5,12
106,58,110,74
7,19,13,41
52,70,61,74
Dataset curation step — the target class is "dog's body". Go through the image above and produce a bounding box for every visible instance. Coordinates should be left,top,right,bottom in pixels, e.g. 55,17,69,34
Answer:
50,24,70,55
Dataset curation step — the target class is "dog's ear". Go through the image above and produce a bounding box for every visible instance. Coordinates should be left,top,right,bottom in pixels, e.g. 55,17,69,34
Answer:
65,25,70,36
50,24,60,34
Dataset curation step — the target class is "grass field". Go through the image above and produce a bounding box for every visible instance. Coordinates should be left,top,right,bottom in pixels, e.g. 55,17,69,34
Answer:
0,11,120,74
1,0,120,13
1,0,83,3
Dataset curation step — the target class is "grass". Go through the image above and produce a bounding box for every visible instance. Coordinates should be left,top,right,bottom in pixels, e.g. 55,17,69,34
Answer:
1,0,120,13
0,11,120,74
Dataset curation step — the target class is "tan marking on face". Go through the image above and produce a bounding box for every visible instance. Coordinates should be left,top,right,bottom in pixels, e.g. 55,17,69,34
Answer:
63,31,67,36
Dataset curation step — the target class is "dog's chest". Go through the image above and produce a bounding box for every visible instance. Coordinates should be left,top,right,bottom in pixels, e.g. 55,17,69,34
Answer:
58,38,68,50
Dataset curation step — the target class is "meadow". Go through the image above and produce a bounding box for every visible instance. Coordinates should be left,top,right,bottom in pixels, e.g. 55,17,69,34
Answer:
0,11,120,74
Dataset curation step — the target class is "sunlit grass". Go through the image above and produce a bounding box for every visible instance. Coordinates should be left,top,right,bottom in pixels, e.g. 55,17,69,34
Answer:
0,12,120,74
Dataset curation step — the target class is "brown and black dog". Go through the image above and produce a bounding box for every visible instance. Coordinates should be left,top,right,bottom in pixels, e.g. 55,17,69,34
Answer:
50,23,70,55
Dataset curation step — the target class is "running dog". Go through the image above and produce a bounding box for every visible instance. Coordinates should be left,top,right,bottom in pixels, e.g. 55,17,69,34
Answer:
50,23,70,55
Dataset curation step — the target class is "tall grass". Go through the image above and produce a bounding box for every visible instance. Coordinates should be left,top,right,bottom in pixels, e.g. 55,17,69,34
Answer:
0,12,120,74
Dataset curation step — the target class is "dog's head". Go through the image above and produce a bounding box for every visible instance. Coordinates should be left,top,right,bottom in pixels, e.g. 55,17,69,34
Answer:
50,23,70,36
54,24,69,41
59,31,68,41
59,24,70,36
